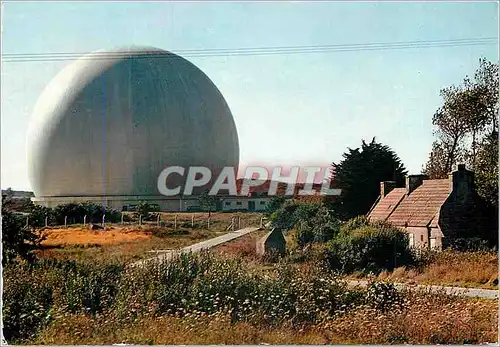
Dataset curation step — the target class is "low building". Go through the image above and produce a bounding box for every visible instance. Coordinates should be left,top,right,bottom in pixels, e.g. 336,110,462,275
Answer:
221,196,271,212
368,165,491,250
256,227,287,257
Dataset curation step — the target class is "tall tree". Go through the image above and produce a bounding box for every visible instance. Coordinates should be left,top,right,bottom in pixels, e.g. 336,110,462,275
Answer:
423,141,449,179
423,58,498,209
327,138,407,220
474,130,498,210
424,58,498,177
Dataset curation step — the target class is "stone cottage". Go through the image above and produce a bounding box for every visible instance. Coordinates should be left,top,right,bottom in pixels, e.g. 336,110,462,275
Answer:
368,165,492,250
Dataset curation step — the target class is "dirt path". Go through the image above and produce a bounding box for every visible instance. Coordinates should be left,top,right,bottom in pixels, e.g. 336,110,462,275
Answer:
131,227,260,267
347,279,499,300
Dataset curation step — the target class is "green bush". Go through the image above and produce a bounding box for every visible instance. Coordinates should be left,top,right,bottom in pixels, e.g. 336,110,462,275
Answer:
294,206,340,247
325,219,414,274
3,264,54,342
52,202,121,225
296,228,315,247
2,208,41,265
269,201,300,231
339,215,369,236
264,196,287,217
448,237,491,252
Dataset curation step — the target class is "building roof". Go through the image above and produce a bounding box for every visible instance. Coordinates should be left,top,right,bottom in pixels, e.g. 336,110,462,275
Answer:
369,179,450,227
368,188,406,221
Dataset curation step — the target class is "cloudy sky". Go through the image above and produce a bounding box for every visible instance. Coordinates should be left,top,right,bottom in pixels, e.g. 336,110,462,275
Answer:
1,1,498,190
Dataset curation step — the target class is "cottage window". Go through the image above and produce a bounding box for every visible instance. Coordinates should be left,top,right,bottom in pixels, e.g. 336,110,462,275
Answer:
236,202,242,206
420,234,424,242
260,201,266,205
225,202,231,206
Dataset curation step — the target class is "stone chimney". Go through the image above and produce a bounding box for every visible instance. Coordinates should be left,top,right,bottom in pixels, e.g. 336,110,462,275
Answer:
449,164,474,195
380,181,396,198
405,174,428,195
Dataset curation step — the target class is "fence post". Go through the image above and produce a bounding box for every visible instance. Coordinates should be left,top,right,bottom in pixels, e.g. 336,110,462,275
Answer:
157,214,160,227
174,214,177,229
121,213,124,225
25,217,29,229
231,217,235,231
207,217,210,229
45,216,48,228
83,215,87,226
139,215,142,226
238,216,241,230
102,214,106,230
64,216,67,228
191,214,194,228
260,216,263,229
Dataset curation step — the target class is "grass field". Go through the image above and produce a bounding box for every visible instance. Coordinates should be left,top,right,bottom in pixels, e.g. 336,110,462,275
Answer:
6,216,497,345
29,295,497,345
35,212,263,264
215,229,499,290
357,250,499,289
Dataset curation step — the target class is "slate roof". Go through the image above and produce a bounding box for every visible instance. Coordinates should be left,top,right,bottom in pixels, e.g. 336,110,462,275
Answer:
369,179,450,227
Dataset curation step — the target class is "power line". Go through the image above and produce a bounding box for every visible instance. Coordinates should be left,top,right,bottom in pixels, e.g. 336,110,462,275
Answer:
2,37,497,63
4,37,496,57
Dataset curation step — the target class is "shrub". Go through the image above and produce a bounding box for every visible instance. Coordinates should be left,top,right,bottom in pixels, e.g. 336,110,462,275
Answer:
447,237,491,252
3,263,54,342
134,201,160,221
264,196,287,217
325,221,414,274
310,207,340,243
51,202,121,225
270,201,300,231
339,215,369,236
296,228,315,247
2,208,42,265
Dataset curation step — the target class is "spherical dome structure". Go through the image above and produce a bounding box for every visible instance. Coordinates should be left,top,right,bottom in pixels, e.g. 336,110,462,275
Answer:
27,46,239,198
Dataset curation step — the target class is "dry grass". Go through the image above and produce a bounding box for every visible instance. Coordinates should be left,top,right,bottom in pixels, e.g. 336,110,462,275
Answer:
375,250,498,289
34,212,263,264
323,293,498,344
215,230,268,258
35,226,217,264
40,226,151,246
31,313,346,345
30,295,497,345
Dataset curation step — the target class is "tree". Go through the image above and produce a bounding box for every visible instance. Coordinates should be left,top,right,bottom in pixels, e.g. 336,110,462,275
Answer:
327,138,407,220
198,190,218,217
424,58,498,176
423,141,449,179
474,130,498,210
2,196,41,265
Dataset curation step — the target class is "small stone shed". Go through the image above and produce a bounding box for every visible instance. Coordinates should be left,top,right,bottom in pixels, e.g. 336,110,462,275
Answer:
368,165,491,250
256,228,286,257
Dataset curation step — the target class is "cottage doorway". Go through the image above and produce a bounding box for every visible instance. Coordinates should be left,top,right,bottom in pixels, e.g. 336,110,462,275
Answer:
248,201,255,211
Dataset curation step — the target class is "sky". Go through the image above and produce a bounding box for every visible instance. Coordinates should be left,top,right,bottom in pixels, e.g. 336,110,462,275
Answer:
1,1,498,190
